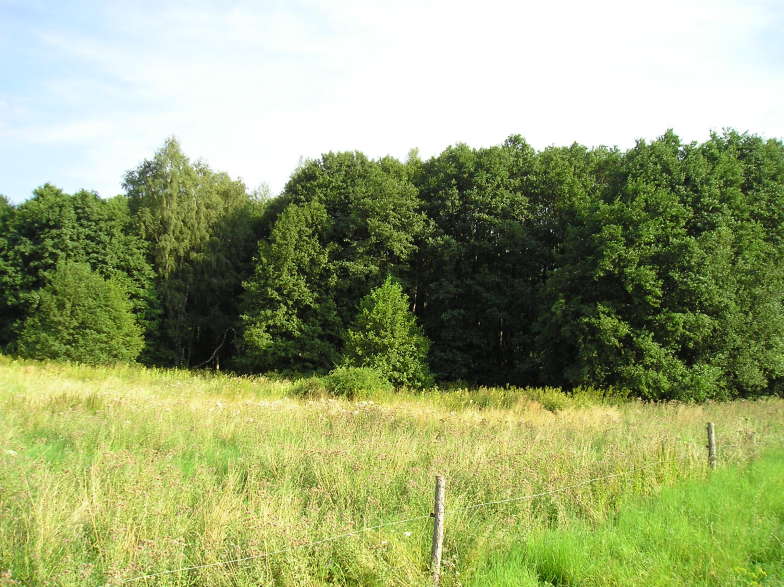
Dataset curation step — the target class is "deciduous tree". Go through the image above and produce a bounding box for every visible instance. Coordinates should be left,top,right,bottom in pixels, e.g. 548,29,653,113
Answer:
17,262,143,364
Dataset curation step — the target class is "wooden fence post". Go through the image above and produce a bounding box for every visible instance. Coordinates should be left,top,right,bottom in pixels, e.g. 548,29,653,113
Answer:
430,475,446,585
706,422,717,470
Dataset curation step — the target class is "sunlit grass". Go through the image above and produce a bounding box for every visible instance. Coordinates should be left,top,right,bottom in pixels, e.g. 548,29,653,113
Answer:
0,355,782,585
470,450,784,586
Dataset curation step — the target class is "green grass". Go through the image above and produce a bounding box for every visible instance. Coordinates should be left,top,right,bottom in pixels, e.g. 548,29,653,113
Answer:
471,451,784,586
0,355,782,585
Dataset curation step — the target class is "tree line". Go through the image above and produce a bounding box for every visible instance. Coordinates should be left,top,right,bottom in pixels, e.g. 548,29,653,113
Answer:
1,129,783,400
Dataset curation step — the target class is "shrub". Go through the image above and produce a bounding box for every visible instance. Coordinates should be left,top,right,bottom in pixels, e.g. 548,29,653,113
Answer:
342,276,432,388
16,262,143,364
322,366,392,399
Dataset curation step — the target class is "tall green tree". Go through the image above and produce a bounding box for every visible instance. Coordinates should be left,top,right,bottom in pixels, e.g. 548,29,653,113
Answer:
283,151,426,320
521,142,625,385
534,131,784,399
123,138,262,367
0,195,18,345
240,201,340,372
240,151,426,372
410,139,534,383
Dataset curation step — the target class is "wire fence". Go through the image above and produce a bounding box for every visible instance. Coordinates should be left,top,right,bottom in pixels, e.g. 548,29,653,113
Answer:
119,455,692,584
460,458,683,511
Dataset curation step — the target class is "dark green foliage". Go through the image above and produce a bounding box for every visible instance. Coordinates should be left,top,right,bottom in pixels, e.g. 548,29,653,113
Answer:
123,138,263,367
239,201,341,372
0,195,18,345
283,151,426,326
534,131,784,399
404,130,784,399
239,152,426,371
322,366,393,399
5,130,784,400
16,262,143,364
342,276,432,387
410,139,535,383
0,186,157,353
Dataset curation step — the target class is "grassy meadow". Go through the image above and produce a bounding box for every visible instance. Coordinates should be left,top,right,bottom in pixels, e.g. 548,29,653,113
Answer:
0,356,782,585
471,450,784,586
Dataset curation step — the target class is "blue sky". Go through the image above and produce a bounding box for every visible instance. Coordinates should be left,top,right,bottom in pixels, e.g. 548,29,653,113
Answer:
1,0,783,203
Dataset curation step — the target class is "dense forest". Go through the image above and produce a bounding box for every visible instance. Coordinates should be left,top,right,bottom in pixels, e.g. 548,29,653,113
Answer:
1,129,783,401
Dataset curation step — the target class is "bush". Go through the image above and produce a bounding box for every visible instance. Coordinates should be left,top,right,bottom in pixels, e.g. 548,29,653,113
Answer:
322,366,392,399
342,276,432,388
16,262,143,364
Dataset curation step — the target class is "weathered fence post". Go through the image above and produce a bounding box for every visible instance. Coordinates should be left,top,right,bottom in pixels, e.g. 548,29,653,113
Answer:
706,422,717,470
430,475,446,585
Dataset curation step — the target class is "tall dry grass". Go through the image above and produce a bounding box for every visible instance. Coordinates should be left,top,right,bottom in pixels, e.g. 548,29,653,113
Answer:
0,355,782,585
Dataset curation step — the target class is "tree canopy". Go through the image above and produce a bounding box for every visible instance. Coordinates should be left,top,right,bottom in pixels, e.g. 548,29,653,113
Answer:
239,152,426,372
3,130,784,400
0,185,156,354
16,262,144,364
123,138,264,367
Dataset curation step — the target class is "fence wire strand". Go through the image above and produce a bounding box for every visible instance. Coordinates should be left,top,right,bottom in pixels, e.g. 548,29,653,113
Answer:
460,458,683,511
119,456,689,584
